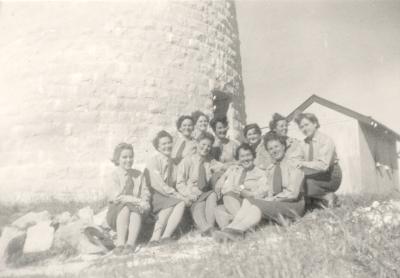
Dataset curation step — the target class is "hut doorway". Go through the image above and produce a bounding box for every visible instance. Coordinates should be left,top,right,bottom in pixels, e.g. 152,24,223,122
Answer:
212,90,231,119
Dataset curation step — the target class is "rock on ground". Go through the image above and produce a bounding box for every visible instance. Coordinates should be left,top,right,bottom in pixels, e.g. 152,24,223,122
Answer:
53,211,75,225
12,211,51,230
53,220,107,255
77,207,94,224
0,227,26,269
23,221,55,254
93,208,108,227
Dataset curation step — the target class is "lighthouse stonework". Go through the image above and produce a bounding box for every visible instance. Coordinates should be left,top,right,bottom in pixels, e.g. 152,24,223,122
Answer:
0,0,245,204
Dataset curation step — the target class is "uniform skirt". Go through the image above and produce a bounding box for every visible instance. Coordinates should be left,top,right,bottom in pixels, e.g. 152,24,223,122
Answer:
190,190,216,214
152,192,182,213
223,191,242,205
305,164,342,197
247,197,306,223
106,202,143,231
196,190,215,203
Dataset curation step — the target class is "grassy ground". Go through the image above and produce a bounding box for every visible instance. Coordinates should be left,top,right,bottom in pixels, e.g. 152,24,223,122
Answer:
1,194,400,278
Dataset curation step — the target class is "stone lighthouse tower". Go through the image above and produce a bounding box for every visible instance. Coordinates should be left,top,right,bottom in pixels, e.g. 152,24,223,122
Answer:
0,0,245,203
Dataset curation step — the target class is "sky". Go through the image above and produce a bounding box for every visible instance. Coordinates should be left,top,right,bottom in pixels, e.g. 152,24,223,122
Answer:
235,0,400,132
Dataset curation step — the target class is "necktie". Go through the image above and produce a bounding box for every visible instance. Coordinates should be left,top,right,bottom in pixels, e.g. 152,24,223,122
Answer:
219,143,224,161
175,140,186,163
307,138,314,161
273,162,283,195
238,168,247,186
123,173,135,196
212,145,222,161
166,158,174,187
197,160,208,192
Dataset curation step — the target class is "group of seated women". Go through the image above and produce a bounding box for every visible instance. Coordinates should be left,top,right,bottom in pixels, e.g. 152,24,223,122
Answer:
105,111,342,254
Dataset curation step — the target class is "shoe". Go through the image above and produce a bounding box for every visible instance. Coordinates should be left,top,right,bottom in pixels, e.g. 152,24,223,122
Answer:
112,245,124,256
222,228,245,240
201,227,216,237
318,193,338,208
213,231,232,243
147,240,160,248
325,193,338,208
159,237,175,245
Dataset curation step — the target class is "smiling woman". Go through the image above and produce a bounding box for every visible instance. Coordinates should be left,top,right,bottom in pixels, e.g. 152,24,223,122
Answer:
106,143,150,254
176,132,221,236
295,113,342,208
145,131,186,246
214,134,306,242
214,143,268,229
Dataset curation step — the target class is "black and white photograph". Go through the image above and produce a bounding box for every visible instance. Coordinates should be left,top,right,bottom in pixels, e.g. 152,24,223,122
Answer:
0,0,399,277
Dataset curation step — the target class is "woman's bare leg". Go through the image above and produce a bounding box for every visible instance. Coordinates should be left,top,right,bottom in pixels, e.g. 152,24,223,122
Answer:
162,201,185,239
205,193,218,227
227,204,262,232
150,207,173,242
126,212,142,246
115,206,130,246
228,199,253,226
191,201,210,232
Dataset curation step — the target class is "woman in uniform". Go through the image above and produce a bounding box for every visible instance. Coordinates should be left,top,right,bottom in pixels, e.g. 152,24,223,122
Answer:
265,113,304,166
213,133,306,242
191,110,210,140
145,131,188,246
210,116,239,166
243,123,272,170
214,143,268,228
294,113,342,208
171,115,197,165
176,132,221,236
106,143,151,254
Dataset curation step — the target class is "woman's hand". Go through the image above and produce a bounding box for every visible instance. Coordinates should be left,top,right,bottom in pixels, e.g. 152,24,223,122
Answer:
191,187,203,197
164,186,176,195
139,201,150,212
296,161,306,169
183,198,192,206
189,193,198,202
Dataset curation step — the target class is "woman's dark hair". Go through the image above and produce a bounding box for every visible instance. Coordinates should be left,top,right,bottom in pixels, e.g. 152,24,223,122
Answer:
210,116,228,132
269,113,287,131
176,115,194,130
235,143,256,160
263,132,287,150
191,110,209,125
152,130,173,150
294,113,320,128
111,143,134,166
243,123,262,138
196,131,215,145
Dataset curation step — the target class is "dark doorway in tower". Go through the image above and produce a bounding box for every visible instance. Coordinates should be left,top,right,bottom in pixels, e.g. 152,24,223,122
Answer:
212,90,231,119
